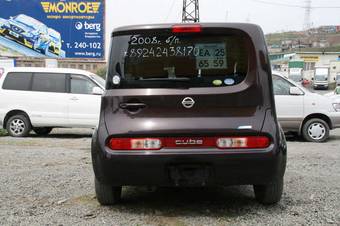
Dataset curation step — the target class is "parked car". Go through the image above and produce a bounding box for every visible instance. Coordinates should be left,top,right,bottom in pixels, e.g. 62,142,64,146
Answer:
334,86,340,95
47,28,62,56
273,72,340,142
336,74,340,87
91,23,287,205
324,86,340,97
301,78,310,87
0,67,105,137
0,14,50,53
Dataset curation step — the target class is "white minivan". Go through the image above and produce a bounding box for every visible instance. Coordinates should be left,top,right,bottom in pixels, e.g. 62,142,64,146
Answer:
273,72,340,142
0,67,105,137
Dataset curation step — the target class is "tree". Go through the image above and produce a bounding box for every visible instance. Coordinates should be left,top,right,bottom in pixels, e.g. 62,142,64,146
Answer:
96,67,107,78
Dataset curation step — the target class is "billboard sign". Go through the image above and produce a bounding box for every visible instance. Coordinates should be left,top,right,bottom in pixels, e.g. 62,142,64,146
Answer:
0,0,105,59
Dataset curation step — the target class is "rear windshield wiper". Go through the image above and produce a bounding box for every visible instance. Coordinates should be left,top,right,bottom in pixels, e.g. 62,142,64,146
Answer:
137,77,191,82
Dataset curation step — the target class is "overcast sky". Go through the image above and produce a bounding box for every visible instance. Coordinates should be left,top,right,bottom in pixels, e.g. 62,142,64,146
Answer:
104,0,339,57
105,0,340,34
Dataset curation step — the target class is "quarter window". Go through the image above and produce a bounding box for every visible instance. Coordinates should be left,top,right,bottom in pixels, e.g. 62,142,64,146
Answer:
70,74,97,95
273,75,294,95
2,72,32,91
32,73,66,93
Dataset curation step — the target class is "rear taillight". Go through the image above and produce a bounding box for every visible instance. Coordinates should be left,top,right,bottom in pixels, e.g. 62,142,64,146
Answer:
172,24,202,33
108,136,270,151
108,138,162,150
216,136,270,149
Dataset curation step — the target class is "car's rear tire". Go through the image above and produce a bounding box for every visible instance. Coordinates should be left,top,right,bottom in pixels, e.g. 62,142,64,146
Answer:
95,177,122,205
6,114,31,137
302,118,329,142
253,177,283,205
33,127,53,136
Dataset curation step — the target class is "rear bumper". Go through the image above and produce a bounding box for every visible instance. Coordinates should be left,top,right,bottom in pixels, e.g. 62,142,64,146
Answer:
92,130,287,187
314,83,329,89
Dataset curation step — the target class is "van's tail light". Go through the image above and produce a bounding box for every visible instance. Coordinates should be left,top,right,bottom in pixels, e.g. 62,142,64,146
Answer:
108,138,162,150
108,136,270,151
172,24,202,33
216,136,270,149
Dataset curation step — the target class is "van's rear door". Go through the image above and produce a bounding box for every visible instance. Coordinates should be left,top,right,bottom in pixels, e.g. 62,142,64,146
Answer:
104,25,268,138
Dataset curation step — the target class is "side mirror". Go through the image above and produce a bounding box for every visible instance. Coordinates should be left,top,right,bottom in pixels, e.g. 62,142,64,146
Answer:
290,86,304,95
92,87,104,95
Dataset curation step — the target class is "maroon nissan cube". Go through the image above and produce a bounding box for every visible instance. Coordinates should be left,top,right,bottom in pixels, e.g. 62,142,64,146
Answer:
91,23,287,205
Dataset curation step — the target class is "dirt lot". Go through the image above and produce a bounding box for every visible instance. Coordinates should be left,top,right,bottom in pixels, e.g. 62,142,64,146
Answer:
0,128,339,226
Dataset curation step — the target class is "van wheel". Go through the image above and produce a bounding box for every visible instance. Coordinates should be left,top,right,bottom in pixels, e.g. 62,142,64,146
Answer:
302,118,329,142
95,177,122,205
253,177,283,205
33,127,53,136
6,114,31,137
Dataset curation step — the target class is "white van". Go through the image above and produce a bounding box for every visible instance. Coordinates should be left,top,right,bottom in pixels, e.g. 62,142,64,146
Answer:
273,72,340,142
0,67,105,137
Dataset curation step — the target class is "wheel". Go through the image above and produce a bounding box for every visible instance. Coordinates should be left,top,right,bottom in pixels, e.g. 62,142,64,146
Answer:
253,177,283,205
6,114,31,137
95,177,122,205
302,118,329,142
33,127,53,136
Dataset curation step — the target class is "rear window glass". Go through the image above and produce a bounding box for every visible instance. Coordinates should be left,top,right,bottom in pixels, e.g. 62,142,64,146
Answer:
32,73,66,93
2,72,32,91
109,30,252,89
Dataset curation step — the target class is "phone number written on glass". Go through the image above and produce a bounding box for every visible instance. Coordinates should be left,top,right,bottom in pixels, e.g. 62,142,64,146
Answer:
126,46,226,58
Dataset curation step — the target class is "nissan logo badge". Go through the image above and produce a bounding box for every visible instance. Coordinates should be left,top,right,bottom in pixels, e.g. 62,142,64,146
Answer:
182,97,195,109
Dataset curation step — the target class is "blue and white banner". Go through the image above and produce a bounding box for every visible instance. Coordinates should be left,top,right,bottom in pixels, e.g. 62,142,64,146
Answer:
0,0,105,59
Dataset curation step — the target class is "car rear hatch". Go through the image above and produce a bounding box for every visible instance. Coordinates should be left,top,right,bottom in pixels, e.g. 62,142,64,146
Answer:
103,24,272,144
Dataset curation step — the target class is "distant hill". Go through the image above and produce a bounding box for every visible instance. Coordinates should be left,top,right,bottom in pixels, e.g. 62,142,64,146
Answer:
265,26,340,53
266,31,304,46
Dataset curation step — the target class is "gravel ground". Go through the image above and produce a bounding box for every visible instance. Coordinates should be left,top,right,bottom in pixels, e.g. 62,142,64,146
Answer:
0,128,339,226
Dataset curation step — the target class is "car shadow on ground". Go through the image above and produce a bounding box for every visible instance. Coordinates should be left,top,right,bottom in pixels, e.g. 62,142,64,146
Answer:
327,133,340,141
284,133,305,142
285,133,340,143
108,186,282,218
29,133,92,139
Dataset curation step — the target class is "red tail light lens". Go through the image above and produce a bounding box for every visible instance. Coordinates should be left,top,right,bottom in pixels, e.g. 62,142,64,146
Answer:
172,24,202,33
216,136,270,149
108,136,270,151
